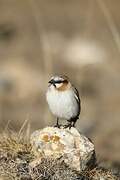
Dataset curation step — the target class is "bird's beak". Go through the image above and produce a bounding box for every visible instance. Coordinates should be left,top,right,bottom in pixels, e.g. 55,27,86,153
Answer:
48,79,54,84
48,79,56,87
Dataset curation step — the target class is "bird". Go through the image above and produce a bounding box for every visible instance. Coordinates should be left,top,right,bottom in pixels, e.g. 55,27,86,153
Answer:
46,75,81,128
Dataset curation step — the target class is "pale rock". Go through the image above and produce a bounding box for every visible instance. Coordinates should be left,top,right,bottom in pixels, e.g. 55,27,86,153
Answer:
30,126,96,172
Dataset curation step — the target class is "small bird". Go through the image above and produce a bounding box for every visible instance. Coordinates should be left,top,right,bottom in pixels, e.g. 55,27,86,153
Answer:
46,75,81,128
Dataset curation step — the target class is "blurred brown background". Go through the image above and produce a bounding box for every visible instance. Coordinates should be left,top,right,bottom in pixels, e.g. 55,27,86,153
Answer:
0,0,120,166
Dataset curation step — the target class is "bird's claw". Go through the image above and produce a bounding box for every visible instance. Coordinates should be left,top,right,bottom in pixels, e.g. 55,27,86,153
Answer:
54,123,61,128
63,123,73,129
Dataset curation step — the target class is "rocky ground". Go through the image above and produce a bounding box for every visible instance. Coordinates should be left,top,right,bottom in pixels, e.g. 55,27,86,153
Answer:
0,127,119,180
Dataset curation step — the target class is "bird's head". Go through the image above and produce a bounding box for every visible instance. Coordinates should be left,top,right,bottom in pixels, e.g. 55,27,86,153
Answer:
48,75,70,91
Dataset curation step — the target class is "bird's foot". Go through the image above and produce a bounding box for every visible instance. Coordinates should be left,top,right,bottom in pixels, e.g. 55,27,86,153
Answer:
63,122,73,129
54,118,61,128
54,123,61,128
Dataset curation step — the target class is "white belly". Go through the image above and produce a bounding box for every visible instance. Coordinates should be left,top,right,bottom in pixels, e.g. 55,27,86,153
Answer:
46,88,79,120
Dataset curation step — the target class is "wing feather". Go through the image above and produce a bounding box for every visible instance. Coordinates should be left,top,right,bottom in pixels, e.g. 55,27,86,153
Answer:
72,86,80,103
72,86,81,118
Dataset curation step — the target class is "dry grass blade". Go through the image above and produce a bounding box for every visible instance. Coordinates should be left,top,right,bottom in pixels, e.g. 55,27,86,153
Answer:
18,114,30,140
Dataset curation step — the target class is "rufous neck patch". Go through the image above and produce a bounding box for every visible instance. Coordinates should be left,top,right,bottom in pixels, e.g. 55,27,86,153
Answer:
57,82,70,91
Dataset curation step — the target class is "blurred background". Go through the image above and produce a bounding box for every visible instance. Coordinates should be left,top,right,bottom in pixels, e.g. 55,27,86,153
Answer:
0,0,120,169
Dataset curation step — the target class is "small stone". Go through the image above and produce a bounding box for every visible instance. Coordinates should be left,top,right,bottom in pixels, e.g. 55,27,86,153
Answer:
30,126,96,172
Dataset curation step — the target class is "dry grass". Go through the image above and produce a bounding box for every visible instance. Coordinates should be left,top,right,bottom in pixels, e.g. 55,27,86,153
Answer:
0,130,119,180
0,132,33,179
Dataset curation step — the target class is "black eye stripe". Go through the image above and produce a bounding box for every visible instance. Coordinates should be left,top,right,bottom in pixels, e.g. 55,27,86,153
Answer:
54,80,67,84
54,80,63,84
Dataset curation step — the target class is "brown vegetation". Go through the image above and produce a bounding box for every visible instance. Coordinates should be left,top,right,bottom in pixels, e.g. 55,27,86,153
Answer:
0,131,119,180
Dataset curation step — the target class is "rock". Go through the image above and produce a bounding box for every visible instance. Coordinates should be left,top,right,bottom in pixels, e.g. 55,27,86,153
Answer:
30,127,96,172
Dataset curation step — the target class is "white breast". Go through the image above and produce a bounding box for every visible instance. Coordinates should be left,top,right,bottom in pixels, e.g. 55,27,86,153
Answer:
46,86,79,120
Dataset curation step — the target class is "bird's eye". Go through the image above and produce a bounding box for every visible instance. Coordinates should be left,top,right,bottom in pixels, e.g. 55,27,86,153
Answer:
54,80,63,84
